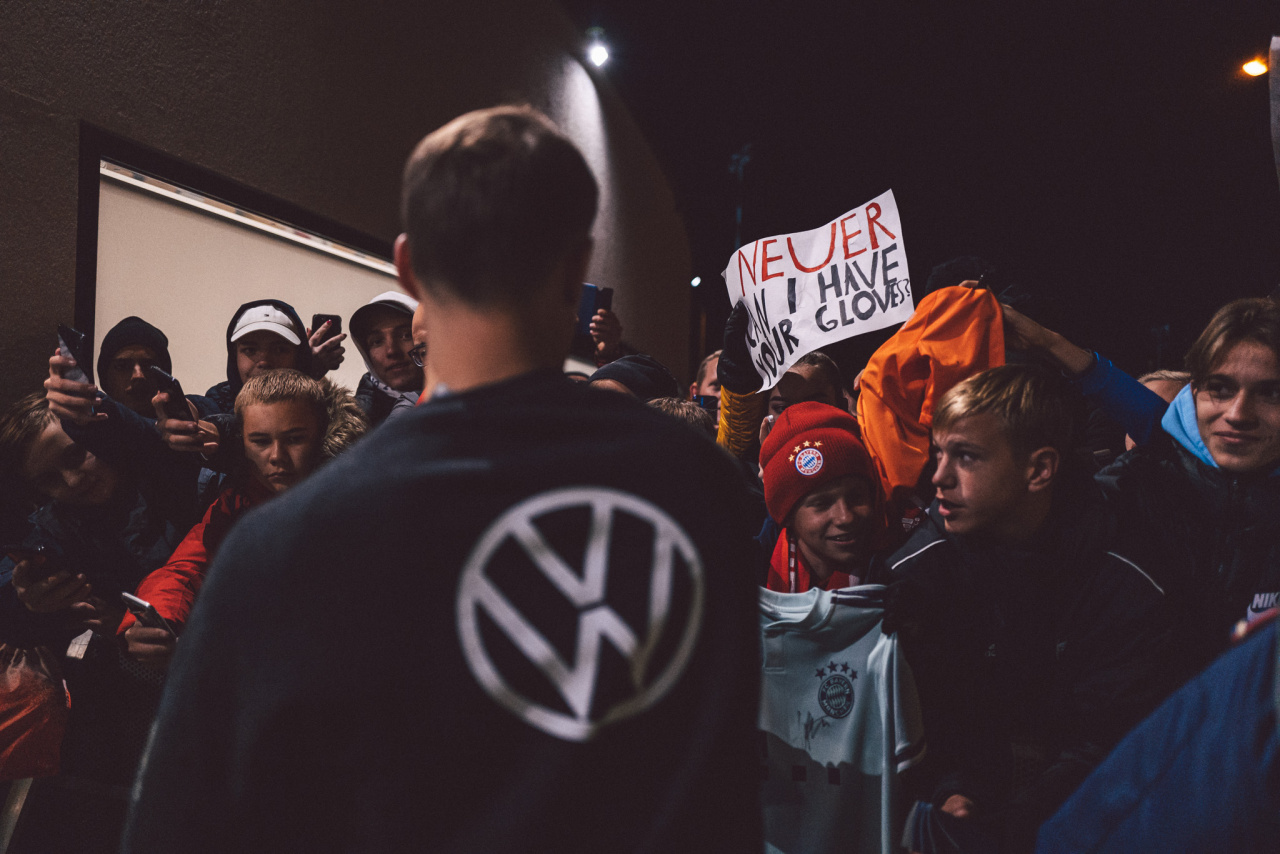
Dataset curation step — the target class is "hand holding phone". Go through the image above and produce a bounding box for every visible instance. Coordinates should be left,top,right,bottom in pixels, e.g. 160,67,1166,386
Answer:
310,314,342,344
56,324,93,385
8,548,92,614
308,314,346,374
46,324,105,425
596,287,614,312
147,366,191,421
588,287,621,361
121,592,175,637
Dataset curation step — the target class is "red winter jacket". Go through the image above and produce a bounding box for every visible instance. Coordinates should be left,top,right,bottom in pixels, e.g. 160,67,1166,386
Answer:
118,477,275,634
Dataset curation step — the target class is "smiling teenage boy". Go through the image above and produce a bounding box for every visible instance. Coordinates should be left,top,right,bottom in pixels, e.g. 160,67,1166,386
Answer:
1099,298,1280,669
758,401,885,592
883,364,1174,853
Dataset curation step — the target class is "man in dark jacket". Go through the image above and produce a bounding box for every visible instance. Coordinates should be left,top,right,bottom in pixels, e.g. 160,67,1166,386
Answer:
1096,298,1280,679
124,106,763,854
348,290,422,425
883,365,1174,853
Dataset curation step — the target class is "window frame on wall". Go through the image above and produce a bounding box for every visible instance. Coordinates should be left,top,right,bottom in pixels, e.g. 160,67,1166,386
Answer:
74,123,394,346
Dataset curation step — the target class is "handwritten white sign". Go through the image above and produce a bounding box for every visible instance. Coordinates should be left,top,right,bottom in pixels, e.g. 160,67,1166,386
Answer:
721,190,912,387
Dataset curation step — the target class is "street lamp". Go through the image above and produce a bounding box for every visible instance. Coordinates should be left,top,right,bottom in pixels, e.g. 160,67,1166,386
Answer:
587,28,610,68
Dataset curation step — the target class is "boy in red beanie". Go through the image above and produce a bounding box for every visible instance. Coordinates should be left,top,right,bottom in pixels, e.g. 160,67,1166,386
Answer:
759,401,886,592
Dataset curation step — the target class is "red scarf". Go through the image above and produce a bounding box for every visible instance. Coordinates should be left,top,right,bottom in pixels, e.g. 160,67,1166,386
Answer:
764,530,859,593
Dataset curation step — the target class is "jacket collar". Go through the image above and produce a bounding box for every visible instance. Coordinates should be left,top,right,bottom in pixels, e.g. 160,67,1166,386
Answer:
1161,384,1217,469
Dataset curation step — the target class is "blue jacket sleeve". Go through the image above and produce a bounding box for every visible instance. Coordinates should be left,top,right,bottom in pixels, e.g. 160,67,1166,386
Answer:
1035,621,1280,854
1076,354,1169,446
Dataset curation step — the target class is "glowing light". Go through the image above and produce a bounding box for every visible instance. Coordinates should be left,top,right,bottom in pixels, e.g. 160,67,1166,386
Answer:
586,27,610,68
691,276,702,288
1243,59,1267,77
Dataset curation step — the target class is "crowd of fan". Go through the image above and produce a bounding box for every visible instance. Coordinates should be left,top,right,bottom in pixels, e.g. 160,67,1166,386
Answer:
1,104,1278,854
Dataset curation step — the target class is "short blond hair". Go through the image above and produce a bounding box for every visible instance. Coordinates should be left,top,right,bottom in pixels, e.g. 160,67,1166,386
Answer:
235,370,327,428
694,350,722,388
933,364,1077,460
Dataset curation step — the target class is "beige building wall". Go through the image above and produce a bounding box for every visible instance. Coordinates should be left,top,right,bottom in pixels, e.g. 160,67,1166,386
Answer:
95,177,399,395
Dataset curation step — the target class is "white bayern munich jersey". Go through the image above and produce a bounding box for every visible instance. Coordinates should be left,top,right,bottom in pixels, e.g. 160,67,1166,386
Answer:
759,585,926,854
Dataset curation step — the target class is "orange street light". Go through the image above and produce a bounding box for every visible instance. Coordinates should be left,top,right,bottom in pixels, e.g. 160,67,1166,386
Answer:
1242,59,1268,77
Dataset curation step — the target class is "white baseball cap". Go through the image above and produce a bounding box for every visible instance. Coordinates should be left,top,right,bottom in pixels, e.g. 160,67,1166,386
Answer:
230,305,302,346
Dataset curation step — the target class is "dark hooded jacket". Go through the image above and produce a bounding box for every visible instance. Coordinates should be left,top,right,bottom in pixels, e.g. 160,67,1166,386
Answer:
1097,385,1280,678
350,291,422,428
203,299,314,414
879,476,1176,852
0,437,197,794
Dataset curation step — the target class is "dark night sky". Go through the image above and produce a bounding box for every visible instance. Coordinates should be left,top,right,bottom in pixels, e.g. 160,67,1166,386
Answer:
561,0,1280,376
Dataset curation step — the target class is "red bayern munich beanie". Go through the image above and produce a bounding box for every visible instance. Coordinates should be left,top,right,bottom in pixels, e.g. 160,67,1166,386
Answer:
760,401,877,524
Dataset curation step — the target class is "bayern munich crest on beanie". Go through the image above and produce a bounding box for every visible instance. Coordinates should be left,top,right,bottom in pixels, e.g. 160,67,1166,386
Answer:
760,401,875,523
795,447,823,475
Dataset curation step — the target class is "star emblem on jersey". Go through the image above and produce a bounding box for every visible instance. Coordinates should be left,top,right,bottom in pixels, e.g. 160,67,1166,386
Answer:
795,447,823,476
815,659,856,719
456,487,705,743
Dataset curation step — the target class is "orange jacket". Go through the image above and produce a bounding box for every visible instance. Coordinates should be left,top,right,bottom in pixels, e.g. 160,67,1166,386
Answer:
855,286,1004,506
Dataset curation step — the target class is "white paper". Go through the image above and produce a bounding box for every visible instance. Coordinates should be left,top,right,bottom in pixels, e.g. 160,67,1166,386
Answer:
722,190,913,387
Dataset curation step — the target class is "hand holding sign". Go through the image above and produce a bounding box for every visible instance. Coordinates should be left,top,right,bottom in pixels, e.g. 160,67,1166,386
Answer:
722,191,913,387
717,303,765,395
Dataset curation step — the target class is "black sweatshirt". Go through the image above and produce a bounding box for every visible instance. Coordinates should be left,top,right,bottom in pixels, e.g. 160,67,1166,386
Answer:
124,370,763,854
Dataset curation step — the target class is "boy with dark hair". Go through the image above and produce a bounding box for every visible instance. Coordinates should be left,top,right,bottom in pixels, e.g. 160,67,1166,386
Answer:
647,396,716,437
884,364,1174,853
95,316,172,417
349,291,423,425
589,353,680,400
125,106,762,854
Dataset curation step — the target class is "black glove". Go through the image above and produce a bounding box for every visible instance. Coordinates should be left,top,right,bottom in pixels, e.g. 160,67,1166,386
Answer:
718,302,764,395
881,578,923,637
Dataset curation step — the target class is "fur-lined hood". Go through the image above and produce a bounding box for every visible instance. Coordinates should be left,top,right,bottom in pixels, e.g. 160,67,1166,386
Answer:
320,378,368,460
